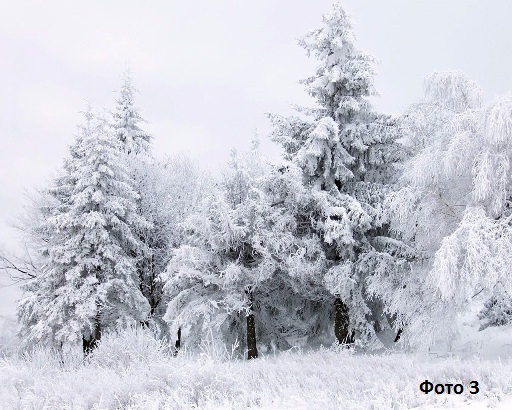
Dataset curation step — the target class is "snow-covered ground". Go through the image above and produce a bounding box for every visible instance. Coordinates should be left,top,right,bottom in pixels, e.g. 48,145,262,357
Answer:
1,322,511,409
426,303,512,363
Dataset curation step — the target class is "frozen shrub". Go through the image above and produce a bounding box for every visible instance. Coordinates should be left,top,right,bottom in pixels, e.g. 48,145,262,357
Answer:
88,325,173,368
479,292,512,329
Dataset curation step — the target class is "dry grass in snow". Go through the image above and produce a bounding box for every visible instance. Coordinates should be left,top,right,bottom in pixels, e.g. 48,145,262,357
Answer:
1,326,512,409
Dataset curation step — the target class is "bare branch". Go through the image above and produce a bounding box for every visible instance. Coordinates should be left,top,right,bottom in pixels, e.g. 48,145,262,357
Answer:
0,248,38,283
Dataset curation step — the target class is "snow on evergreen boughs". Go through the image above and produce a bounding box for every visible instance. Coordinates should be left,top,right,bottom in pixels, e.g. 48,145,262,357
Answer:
479,291,512,329
299,2,377,116
162,140,341,351
17,108,150,348
161,143,270,349
266,1,404,348
296,117,353,191
14,3,512,357
112,70,152,156
267,114,311,160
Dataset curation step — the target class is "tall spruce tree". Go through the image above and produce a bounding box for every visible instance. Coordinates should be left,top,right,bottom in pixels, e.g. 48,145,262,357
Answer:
113,70,152,157
269,1,402,347
112,71,158,325
17,107,150,351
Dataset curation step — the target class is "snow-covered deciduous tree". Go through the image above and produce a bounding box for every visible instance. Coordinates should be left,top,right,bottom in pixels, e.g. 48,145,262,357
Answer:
377,71,512,347
1,187,58,282
268,1,402,348
368,71,483,346
131,154,208,334
17,107,150,352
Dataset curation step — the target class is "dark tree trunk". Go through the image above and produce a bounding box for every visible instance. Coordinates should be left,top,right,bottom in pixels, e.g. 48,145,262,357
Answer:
139,254,162,329
394,328,403,343
173,327,181,356
385,312,403,342
334,297,354,344
246,288,258,360
83,316,101,356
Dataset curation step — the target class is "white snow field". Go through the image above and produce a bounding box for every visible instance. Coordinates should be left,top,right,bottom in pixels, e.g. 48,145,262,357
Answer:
1,323,511,410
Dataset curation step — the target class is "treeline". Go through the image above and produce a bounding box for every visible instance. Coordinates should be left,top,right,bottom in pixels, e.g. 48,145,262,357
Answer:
5,2,512,358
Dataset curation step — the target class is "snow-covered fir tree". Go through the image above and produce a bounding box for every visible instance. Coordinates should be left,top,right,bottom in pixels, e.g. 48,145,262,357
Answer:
268,1,402,347
113,70,152,157
161,139,341,355
111,71,169,332
5,121,98,282
111,70,159,324
162,141,276,358
17,107,150,351
255,161,336,349
161,139,331,356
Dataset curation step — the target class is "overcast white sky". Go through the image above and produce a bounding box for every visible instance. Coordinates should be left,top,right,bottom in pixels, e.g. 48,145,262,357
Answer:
1,0,512,314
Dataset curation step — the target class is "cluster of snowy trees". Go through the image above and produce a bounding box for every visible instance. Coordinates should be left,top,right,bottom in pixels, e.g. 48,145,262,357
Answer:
13,73,207,352
5,1,512,357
